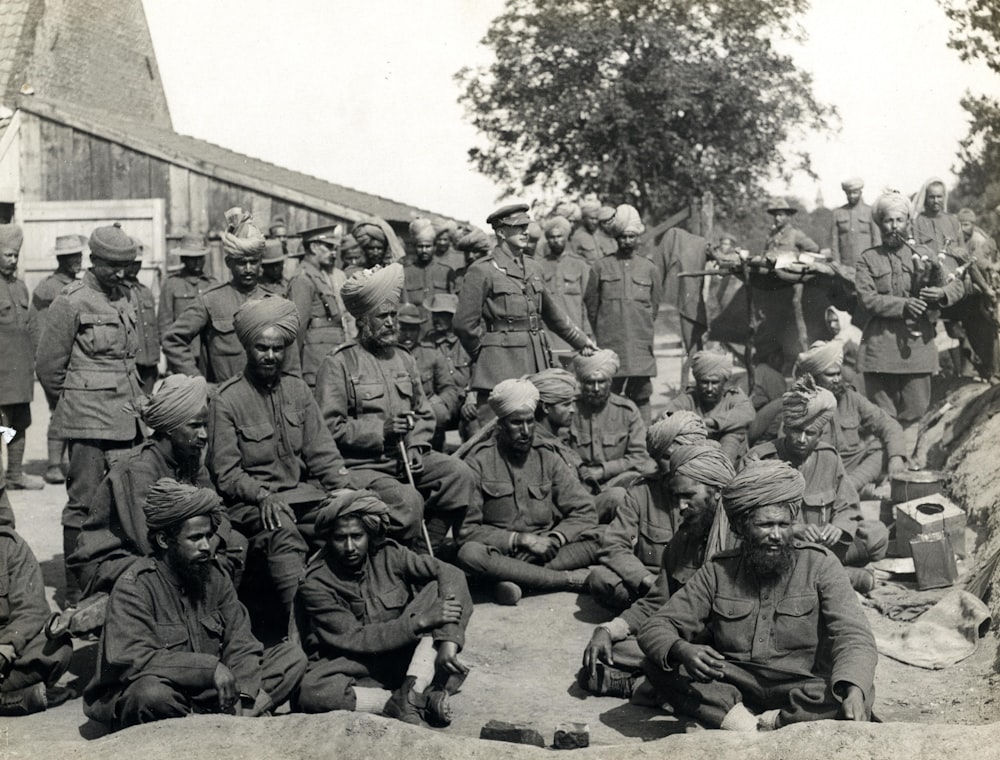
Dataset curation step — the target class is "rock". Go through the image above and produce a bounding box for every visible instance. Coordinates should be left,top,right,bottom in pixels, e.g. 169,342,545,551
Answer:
553,722,590,749
480,719,546,747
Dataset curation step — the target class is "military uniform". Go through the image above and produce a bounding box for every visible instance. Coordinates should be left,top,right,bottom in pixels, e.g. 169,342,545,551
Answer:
84,557,305,729
638,541,877,728
569,226,617,263
664,388,755,464
454,242,590,392
127,278,160,393
0,267,37,497
568,393,655,487
162,283,300,383
456,433,599,589
157,269,218,375
831,202,880,269
912,213,964,256
403,260,455,315
746,439,888,567
537,249,592,359
258,277,290,297
30,270,76,328
287,259,349,387
295,540,472,712
314,342,475,548
411,340,459,446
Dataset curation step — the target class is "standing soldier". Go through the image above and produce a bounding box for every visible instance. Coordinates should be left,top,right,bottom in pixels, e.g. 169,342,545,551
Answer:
259,240,289,296
288,224,350,389
0,224,42,495
584,204,662,424
124,241,160,393
31,234,86,485
831,178,880,270
397,304,459,452
539,216,593,367
36,223,144,607
433,221,465,273
404,218,455,322
454,204,597,424
570,200,617,263
157,234,216,377
424,294,474,441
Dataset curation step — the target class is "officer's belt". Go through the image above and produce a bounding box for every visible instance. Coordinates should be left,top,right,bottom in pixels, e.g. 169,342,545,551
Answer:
67,357,138,372
485,315,541,332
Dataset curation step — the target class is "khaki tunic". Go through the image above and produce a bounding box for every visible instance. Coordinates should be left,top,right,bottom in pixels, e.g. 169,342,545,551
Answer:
831,202,880,269
538,250,592,354
287,260,348,386
0,272,36,405
403,260,455,310
127,280,160,368
568,394,654,480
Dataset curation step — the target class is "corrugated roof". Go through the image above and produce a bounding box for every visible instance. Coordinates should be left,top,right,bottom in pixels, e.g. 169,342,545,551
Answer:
18,95,462,225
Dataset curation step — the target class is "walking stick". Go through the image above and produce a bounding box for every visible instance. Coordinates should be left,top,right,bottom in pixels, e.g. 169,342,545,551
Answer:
398,439,435,557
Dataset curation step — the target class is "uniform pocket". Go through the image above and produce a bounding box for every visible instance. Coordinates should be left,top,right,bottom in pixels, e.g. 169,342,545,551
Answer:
630,273,653,303
710,596,755,653
356,382,387,414
774,594,818,652
636,522,674,568
283,407,306,452
599,272,624,299
561,273,584,295
481,479,517,527
79,312,120,354
237,422,276,466
158,622,190,650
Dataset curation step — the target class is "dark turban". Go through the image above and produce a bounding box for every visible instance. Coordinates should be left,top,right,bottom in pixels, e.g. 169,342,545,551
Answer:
782,375,836,428
871,191,912,225
528,368,579,404
352,218,406,262
315,489,391,538
690,350,734,381
795,340,844,377
341,262,405,319
140,374,208,432
489,378,539,418
220,207,266,258
572,349,620,380
722,459,804,521
143,477,222,531
669,444,736,489
646,411,708,460
234,296,300,348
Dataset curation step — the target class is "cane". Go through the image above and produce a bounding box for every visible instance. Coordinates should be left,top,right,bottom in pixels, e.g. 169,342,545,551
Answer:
398,439,435,557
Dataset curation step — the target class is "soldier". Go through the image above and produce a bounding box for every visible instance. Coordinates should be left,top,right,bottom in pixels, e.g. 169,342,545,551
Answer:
268,216,292,257
663,351,755,464
314,264,475,554
830,177,880,270
124,242,160,393
157,234,216,378
433,221,466,273
0,224,42,493
584,204,662,423
340,234,365,275
31,234,86,484
37,223,145,607
638,459,877,731
404,218,455,321
454,204,597,424
84,479,306,729
163,209,300,383
451,226,492,295
397,304,459,452
352,218,406,268
209,298,352,628
456,378,597,605
912,178,964,257
539,215,593,366
570,200,617,263
424,294,473,441
288,224,350,388
259,239,290,296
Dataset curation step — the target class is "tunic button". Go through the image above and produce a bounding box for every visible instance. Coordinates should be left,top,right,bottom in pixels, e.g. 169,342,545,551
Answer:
763,594,769,600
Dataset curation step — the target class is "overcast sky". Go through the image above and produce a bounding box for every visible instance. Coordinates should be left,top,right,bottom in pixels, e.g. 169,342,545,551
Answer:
142,0,995,224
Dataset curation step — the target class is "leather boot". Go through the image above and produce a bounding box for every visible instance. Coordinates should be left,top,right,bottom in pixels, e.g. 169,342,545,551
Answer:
0,683,47,716
62,527,82,608
383,676,427,725
45,439,66,484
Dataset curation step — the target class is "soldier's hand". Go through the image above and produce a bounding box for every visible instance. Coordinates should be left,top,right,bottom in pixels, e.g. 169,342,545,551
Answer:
520,533,558,560
817,523,843,547
920,286,945,303
582,627,614,677
213,662,238,711
259,494,292,531
904,297,927,318
888,455,906,475
384,414,413,442
578,465,603,484
579,339,598,357
419,594,463,629
460,392,478,422
840,685,867,721
435,640,470,675
794,524,822,543
671,641,725,682
407,446,424,474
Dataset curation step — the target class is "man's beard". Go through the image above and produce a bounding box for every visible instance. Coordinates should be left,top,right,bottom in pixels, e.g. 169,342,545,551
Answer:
741,539,795,579
167,546,212,603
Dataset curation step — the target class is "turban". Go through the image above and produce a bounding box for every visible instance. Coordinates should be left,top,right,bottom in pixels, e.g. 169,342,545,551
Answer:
646,411,708,460
434,220,458,242
341,234,361,254
722,459,804,521
489,378,539,418
140,374,208,433
233,296,300,348
0,224,24,254
572,349,620,380
580,200,601,217
315,489,391,538
456,228,493,255
554,201,581,223
341,262,405,319
690,350,734,381
597,206,616,222
528,368,579,404
220,208,266,258
89,223,137,262
957,208,977,223
841,177,864,192
352,217,406,262
669,444,736,489
871,191,912,225
352,221,386,245
543,215,572,237
409,217,437,245
527,222,543,242
610,204,644,236
781,375,836,428
143,477,222,532
795,340,844,377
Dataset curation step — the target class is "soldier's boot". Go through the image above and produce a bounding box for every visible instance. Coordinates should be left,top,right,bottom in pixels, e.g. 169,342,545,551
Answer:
269,552,304,639
5,437,43,490
44,439,66,484
61,527,82,608
382,676,429,725
0,683,47,716
576,664,637,698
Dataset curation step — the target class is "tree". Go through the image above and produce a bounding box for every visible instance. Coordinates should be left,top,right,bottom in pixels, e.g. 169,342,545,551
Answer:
456,0,835,222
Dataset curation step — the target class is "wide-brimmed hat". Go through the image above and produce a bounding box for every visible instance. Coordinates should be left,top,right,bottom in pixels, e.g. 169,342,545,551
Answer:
766,197,797,215
53,233,88,257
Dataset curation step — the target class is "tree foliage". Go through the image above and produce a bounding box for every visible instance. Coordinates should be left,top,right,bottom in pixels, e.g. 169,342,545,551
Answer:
456,0,835,221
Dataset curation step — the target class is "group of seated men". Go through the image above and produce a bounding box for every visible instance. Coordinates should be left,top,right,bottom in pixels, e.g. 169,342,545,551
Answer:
0,214,891,736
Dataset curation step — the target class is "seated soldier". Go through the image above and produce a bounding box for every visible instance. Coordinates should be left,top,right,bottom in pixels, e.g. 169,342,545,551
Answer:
568,350,656,494
580,444,736,700
315,264,475,555
69,375,246,604
295,491,471,726
397,304,459,452
638,460,877,732
84,480,306,729
527,367,586,470
664,351,755,463
751,341,906,493
750,344,786,411
0,528,73,716
648,409,711,455
209,298,353,630
743,377,889,592
457,378,597,605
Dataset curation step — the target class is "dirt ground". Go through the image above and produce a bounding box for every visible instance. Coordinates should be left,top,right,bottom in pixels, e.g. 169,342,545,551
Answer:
3,309,999,758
